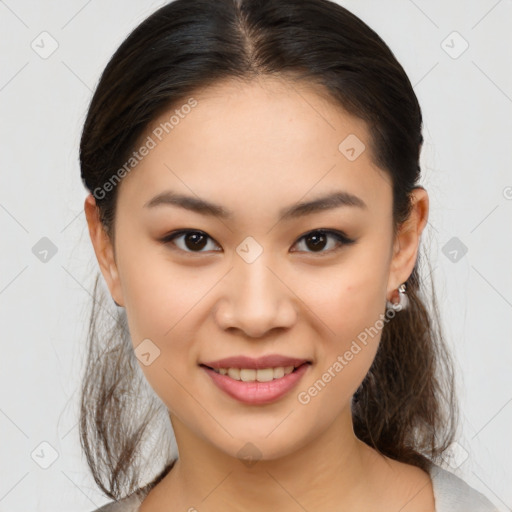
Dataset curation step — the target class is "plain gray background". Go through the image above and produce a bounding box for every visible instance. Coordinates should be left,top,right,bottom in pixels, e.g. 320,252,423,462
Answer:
0,1,511,510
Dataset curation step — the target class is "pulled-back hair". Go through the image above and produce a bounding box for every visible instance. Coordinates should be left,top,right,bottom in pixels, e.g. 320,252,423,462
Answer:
79,0,458,499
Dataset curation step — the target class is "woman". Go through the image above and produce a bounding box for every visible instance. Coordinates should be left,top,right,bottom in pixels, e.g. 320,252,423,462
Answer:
79,0,499,510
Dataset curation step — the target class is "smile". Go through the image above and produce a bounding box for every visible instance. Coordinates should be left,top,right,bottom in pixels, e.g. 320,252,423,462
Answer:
200,362,311,405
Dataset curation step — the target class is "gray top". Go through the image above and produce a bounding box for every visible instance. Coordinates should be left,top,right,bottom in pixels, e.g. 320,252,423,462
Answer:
92,463,499,512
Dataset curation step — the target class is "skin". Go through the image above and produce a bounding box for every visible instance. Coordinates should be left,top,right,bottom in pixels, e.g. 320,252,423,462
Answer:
85,76,433,511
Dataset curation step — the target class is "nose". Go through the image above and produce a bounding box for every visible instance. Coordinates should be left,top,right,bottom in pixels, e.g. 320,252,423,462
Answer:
214,254,298,338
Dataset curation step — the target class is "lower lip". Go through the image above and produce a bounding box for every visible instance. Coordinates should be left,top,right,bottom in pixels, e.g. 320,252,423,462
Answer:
201,363,310,405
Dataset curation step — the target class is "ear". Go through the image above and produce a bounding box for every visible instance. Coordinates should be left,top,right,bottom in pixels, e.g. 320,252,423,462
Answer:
84,194,125,307
386,187,429,299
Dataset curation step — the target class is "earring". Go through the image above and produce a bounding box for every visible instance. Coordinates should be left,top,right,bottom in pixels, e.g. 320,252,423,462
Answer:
386,283,409,312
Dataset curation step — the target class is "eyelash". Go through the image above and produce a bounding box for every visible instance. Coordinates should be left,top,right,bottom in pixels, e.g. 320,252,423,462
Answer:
159,229,356,256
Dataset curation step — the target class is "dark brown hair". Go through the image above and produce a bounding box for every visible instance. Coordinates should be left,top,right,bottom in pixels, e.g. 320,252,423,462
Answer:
79,0,458,500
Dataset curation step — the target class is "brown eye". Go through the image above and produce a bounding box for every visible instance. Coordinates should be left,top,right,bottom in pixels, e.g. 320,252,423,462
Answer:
183,232,208,251
161,228,355,256
304,232,328,251
161,230,221,253
292,229,355,255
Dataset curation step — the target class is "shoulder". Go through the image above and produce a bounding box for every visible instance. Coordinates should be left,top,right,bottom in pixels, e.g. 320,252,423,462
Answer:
428,463,499,512
90,492,145,512
90,459,177,511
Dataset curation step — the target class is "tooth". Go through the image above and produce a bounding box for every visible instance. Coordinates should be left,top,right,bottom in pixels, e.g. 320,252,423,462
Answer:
273,367,284,379
213,365,300,381
227,368,241,380
256,368,274,382
240,369,256,381
284,366,294,375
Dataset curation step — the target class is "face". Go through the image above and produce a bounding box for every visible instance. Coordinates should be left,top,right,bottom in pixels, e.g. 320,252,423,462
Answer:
86,76,425,464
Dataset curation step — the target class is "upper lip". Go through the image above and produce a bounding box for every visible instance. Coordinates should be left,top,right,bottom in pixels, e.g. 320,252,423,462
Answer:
201,354,311,370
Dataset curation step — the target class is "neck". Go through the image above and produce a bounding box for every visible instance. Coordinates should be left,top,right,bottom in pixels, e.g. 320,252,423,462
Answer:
150,409,385,512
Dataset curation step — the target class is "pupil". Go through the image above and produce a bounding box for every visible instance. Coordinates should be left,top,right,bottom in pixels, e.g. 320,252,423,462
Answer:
186,232,207,251
306,232,326,251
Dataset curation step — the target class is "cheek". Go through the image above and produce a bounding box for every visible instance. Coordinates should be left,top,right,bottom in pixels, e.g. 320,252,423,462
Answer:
305,247,390,343
117,252,208,415
118,241,209,342
296,242,392,396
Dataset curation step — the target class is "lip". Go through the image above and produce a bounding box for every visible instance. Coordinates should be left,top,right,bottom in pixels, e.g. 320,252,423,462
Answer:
201,354,310,370
200,361,311,405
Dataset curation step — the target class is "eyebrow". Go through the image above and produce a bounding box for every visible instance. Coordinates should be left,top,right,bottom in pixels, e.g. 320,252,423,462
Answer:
143,189,366,221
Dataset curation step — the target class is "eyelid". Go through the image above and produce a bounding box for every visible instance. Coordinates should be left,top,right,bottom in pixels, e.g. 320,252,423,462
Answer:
292,229,355,255
160,228,356,256
160,229,222,254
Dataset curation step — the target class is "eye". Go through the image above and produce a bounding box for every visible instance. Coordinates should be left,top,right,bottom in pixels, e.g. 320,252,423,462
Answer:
291,229,355,255
160,230,221,253
160,229,355,255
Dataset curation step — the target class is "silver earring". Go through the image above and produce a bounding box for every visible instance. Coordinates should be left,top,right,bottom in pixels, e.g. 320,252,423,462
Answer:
386,283,409,312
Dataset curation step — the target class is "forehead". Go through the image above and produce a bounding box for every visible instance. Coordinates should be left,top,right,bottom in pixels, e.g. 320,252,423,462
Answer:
116,76,391,216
